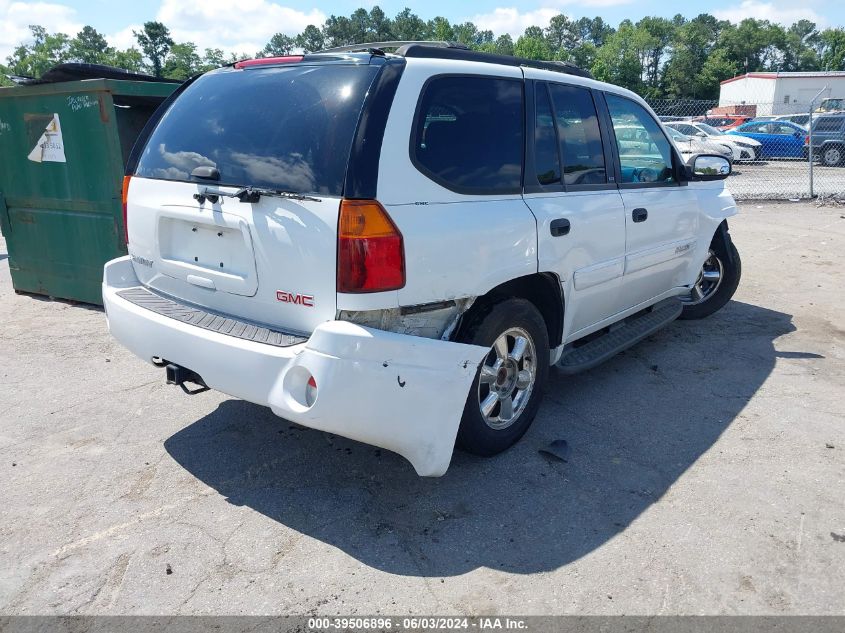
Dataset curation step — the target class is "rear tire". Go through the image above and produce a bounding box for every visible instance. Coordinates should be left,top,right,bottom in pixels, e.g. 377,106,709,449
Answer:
456,299,550,456
679,240,741,320
821,145,845,167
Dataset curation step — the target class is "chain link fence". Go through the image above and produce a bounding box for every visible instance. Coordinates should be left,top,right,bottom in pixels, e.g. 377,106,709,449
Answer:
647,95,845,201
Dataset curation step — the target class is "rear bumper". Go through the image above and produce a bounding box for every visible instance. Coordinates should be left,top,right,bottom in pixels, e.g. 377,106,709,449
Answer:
103,257,487,476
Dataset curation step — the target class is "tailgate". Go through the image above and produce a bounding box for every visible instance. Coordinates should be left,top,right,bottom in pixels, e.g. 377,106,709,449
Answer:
127,177,340,334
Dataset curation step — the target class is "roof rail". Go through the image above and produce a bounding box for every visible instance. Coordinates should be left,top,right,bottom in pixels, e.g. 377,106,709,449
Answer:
318,41,469,54
397,44,593,79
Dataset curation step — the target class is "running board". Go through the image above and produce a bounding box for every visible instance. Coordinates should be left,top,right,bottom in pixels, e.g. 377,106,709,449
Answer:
557,298,683,374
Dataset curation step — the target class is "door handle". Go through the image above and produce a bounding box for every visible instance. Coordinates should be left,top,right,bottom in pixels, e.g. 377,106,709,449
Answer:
632,208,648,223
550,218,571,237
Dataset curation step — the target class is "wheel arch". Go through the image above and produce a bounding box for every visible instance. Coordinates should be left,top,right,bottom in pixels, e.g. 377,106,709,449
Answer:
711,219,736,266
454,272,564,349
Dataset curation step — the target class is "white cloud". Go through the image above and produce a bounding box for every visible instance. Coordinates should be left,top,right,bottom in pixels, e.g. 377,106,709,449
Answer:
468,1,633,40
155,0,326,56
106,25,141,52
470,8,560,39
0,0,82,61
712,1,826,27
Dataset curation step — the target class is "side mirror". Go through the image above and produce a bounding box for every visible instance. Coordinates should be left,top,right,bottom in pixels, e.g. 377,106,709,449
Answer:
696,132,708,138
685,154,731,181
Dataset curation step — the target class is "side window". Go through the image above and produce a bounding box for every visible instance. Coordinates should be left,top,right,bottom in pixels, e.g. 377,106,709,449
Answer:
741,123,766,133
676,124,698,135
533,84,560,186
605,93,675,185
548,84,606,185
412,75,523,194
773,124,800,135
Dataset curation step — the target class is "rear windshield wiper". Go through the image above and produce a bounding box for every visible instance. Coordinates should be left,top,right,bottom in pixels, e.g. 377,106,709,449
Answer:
195,186,322,204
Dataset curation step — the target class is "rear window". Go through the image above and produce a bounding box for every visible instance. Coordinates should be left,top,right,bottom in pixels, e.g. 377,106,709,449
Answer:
814,117,844,132
134,64,380,196
412,75,523,194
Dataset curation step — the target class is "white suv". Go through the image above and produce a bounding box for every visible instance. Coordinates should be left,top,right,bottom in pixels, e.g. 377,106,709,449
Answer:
103,42,740,476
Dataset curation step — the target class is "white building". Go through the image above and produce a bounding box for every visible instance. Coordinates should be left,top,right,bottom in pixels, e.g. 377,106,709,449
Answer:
718,72,845,115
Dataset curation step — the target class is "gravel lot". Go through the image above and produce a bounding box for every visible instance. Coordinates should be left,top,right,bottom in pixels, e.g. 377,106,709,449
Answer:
728,160,845,199
1,202,843,616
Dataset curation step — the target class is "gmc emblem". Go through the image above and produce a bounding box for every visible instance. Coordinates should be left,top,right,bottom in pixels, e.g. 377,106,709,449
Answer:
276,290,314,307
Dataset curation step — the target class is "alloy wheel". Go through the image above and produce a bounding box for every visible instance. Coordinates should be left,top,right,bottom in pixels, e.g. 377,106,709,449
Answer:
682,250,724,305
477,328,537,430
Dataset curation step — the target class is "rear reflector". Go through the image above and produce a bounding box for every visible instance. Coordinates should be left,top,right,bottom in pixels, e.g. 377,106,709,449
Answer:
305,375,317,407
337,199,405,293
234,56,304,69
122,175,131,245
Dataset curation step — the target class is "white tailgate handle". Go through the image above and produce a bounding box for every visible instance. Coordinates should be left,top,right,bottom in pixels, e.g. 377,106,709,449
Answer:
186,274,216,290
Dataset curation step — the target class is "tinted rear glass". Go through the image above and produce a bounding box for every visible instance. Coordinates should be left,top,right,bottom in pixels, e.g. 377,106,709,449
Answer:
412,75,523,194
548,83,606,185
814,117,844,132
135,64,379,195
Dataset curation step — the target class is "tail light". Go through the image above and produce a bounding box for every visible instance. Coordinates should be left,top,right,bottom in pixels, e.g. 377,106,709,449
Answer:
337,199,405,293
122,175,131,245
804,135,810,146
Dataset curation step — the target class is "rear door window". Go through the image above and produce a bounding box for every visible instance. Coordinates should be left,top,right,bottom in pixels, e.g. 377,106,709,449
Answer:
548,83,606,185
135,64,380,196
739,122,768,134
815,117,845,132
412,75,524,194
532,84,561,186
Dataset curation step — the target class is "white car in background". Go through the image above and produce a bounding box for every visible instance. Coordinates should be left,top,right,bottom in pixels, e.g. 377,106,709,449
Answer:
665,126,734,164
667,121,761,161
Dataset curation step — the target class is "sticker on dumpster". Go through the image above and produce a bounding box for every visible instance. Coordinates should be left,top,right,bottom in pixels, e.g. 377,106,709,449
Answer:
27,113,66,163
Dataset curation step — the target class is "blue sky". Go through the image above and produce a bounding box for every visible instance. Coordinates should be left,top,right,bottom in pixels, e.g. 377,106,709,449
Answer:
1,0,842,60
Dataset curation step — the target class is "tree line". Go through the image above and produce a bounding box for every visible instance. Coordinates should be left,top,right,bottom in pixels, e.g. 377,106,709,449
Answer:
2,7,844,99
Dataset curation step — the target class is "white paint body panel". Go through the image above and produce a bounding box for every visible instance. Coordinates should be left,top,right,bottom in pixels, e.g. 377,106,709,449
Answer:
523,189,627,335
104,257,487,476
376,59,537,309
127,177,340,334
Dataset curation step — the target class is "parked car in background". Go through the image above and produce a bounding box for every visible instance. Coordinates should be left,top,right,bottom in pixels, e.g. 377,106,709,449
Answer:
666,121,760,161
803,114,845,167
700,115,752,131
728,120,807,159
776,113,811,129
815,98,844,114
665,126,734,165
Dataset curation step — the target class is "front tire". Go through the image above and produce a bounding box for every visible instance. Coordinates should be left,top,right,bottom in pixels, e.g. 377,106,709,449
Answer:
679,240,741,320
456,299,550,456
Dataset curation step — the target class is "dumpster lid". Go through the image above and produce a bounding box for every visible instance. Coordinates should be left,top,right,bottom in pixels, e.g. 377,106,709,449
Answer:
7,63,183,86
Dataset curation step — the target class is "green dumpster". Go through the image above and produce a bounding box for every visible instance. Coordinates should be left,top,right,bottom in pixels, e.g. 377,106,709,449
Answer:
0,72,178,304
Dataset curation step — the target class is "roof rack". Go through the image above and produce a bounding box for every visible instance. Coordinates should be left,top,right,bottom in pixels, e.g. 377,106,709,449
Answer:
314,40,592,79
319,41,469,54
396,44,593,79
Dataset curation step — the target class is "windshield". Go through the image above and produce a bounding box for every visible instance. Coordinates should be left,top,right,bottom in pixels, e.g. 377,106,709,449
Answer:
697,123,723,136
135,64,380,195
820,99,843,112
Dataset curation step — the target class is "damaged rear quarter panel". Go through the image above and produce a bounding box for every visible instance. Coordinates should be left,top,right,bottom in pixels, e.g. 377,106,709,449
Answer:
338,297,476,341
